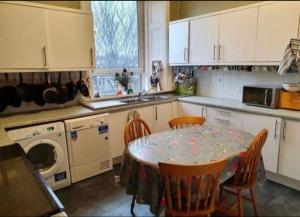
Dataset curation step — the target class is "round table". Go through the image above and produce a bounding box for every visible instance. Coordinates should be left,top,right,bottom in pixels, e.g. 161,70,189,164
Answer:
120,125,264,214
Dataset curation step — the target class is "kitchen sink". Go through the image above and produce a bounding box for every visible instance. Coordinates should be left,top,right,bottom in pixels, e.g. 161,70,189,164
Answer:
120,95,169,104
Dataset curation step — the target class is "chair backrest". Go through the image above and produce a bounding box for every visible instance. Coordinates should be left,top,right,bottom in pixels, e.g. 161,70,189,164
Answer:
158,159,227,217
168,116,206,129
124,118,152,146
233,129,268,186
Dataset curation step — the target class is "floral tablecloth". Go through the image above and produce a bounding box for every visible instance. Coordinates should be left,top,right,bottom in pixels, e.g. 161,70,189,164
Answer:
120,125,265,214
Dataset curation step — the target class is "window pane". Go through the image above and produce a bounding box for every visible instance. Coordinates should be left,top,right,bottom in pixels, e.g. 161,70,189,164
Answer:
93,74,142,97
91,1,139,69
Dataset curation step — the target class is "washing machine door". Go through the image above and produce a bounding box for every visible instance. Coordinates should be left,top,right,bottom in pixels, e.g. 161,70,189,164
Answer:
24,139,64,179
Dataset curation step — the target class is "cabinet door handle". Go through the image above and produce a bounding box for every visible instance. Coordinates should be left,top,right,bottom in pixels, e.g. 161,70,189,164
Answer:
282,120,287,140
218,45,221,60
213,45,216,60
184,48,188,62
201,107,204,117
90,48,94,66
274,120,278,139
155,106,158,121
43,46,47,66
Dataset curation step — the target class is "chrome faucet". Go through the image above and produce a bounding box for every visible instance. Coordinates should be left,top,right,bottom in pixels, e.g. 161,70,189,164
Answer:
138,87,154,100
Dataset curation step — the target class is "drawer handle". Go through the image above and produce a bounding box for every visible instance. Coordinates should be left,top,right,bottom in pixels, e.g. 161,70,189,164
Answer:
216,109,231,115
282,120,287,141
215,118,230,125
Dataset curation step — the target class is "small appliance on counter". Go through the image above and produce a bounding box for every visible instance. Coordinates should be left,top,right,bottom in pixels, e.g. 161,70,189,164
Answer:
242,85,282,109
174,69,196,95
64,113,112,183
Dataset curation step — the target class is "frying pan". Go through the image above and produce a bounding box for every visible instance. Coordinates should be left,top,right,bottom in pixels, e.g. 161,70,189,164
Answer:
0,74,7,112
32,73,46,106
77,71,89,97
55,72,68,104
2,73,21,108
43,73,59,104
16,73,32,102
66,71,78,101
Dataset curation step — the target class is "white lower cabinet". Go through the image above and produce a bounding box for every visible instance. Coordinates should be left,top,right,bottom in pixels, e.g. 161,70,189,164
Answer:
278,119,300,181
178,102,206,117
206,107,243,129
242,113,281,173
153,103,172,133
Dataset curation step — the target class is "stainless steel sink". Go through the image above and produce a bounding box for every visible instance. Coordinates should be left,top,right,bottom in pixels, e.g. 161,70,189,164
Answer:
120,95,169,104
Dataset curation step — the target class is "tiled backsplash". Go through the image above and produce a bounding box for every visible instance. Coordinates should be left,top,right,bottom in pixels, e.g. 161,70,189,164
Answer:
175,66,300,100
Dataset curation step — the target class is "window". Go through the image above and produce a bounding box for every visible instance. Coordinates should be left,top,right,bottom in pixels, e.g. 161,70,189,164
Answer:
91,1,143,97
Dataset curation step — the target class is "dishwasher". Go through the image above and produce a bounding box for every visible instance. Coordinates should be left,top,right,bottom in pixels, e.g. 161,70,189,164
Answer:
64,113,112,183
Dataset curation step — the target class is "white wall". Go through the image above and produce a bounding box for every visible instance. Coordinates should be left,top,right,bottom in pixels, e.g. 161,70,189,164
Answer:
194,68,300,100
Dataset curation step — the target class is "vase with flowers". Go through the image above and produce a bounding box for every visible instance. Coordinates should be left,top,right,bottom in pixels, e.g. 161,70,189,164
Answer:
115,68,134,95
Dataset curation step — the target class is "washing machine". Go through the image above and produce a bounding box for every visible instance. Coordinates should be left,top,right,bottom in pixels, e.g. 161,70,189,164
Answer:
7,122,71,190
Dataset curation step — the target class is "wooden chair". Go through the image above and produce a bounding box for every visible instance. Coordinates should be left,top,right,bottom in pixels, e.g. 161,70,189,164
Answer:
123,118,152,213
217,129,268,217
168,116,206,129
159,159,227,217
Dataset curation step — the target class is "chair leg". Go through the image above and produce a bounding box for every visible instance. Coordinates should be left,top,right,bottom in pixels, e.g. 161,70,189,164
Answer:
131,195,136,214
250,188,258,217
237,190,244,217
219,184,224,203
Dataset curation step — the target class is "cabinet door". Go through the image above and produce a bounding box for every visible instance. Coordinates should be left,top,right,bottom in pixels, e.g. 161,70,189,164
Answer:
154,103,172,133
46,10,95,68
0,3,47,69
256,2,300,61
219,7,258,62
169,21,189,64
189,16,219,64
278,119,300,181
136,106,154,132
206,107,243,129
110,110,128,158
178,102,206,117
242,113,281,173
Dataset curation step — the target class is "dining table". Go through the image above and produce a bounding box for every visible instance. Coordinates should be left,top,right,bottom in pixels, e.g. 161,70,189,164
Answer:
120,124,265,214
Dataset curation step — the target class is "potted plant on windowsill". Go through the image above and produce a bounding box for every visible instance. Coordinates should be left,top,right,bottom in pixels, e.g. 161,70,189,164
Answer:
115,68,134,95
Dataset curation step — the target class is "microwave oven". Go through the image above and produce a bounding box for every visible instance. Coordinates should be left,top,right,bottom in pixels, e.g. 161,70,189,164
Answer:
242,85,282,108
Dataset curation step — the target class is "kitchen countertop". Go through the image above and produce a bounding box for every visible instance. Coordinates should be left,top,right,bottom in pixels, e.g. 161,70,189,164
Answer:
179,96,300,121
0,93,181,147
1,94,300,147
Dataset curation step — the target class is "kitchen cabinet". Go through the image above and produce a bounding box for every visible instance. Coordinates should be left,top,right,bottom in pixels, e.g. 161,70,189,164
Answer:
242,113,281,173
189,16,219,64
110,106,154,158
219,7,258,62
45,10,95,69
256,1,300,62
0,2,95,71
178,102,206,117
169,21,189,64
153,103,172,133
0,3,48,69
206,107,243,129
278,119,300,181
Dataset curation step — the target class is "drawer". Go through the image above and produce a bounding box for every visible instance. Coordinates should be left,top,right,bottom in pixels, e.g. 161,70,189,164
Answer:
206,107,243,129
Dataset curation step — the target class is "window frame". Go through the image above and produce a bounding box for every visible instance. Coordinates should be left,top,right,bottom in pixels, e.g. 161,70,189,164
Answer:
90,1,145,75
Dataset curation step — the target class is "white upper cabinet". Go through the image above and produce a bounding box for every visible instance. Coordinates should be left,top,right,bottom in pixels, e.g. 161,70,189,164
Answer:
219,7,258,62
189,16,219,64
45,10,95,69
169,21,189,64
256,1,300,62
0,3,48,69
